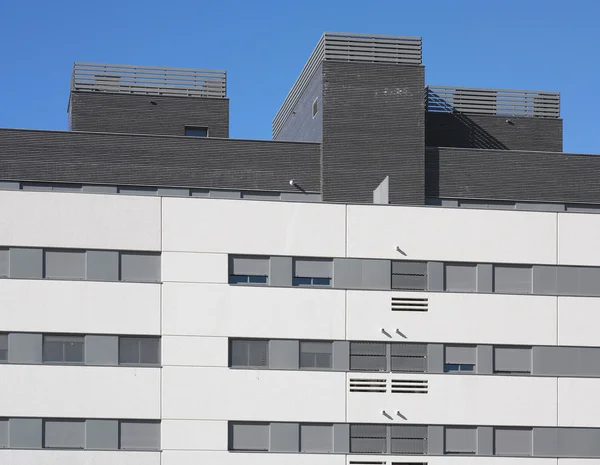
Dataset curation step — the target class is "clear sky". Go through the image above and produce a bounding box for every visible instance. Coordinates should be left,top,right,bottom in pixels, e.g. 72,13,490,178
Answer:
1,0,598,153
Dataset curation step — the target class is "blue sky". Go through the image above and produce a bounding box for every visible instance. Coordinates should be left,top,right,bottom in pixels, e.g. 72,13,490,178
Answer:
1,0,598,153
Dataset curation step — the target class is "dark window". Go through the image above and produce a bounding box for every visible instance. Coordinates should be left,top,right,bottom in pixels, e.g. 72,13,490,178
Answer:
229,256,269,285
43,420,85,449
185,126,208,137
293,258,332,287
43,335,84,364
444,363,475,372
0,334,7,361
230,423,269,451
300,341,333,369
119,337,160,365
444,345,476,373
312,98,319,118
230,339,268,368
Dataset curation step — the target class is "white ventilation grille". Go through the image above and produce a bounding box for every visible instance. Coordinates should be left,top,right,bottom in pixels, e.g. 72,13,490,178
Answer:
391,297,428,312
391,379,428,394
350,378,387,393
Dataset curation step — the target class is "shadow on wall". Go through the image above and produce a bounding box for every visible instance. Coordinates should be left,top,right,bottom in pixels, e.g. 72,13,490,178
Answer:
426,92,508,150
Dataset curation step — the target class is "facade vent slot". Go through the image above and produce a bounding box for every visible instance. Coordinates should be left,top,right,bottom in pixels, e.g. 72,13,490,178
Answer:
350,378,387,393
349,462,387,465
391,379,428,394
391,297,428,312
391,463,428,465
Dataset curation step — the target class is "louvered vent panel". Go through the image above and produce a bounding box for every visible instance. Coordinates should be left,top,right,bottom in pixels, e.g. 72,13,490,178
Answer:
350,378,387,393
391,379,428,394
391,343,428,373
350,461,387,465
391,297,428,312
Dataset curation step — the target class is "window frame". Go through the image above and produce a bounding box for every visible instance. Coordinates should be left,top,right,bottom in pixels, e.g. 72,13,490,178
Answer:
312,97,319,118
42,334,85,364
118,336,161,366
184,126,209,137
299,341,333,370
0,333,7,362
230,339,269,369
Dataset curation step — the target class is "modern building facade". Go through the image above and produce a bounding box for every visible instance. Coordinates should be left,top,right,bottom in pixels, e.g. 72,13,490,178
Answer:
1,32,600,465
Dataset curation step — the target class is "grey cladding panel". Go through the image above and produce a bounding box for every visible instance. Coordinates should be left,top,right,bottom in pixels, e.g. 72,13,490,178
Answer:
231,256,269,276
427,261,444,291
9,248,43,278
332,341,349,371
119,421,160,450
85,335,119,366
294,258,332,278
270,423,299,452
210,190,241,199
494,347,531,373
10,418,42,449
82,185,118,194
231,423,269,451
495,428,532,456
269,340,299,370
478,426,494,455
44,420,85,449
445,427,477,454
445,346,476,364
476,345,493,374
0,248,8,277
333,258,390,290
86,250,119,281
427,344,444,374
445,263,477,292
333,423,349,453
157,187,189,197
9,333,43,364
477,264,493,292
0,419,7,448
120,252,160,282
44,250,86,279
86,419,119,450
0,181,19,190
269,256,292,287
494,265,532,294
301,424,333,452
533,266,558,294
428,425,444,455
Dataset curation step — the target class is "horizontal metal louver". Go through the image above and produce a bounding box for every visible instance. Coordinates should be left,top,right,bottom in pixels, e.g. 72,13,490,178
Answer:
391,297,428,311
391,261,428,291
391,379,428,394
350,378,387,393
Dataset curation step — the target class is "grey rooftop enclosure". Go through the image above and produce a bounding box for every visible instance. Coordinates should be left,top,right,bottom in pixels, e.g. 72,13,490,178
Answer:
70,62,227,100
426,85,560,119
272,32,423,138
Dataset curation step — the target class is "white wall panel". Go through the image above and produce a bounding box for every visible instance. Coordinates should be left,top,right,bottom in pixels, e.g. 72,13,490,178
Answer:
347,373,557,427
558,297,600,346
347,291,557,345
162,198,346,256
347,205,557,264
384,458,556,465
162,283,346,339
558,378,600,427
161,420,227,451
0,191,160,250
0,280,160,334
560,461,600,465
163,451,344,465
162,252,228,283
0,365,160,418
162,367,345,422
558,213,600,266
162,336,228,367
0,450,160,465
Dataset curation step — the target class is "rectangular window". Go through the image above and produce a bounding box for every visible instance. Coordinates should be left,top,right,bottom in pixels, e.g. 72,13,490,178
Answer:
445,263,477,292
350,342,387,372
230,423,269,451
293,258,332,287
391,343,427,373
228,256,269,285
350,424,386,454
120,252,160,283
391,261,427,290
445,427,477,454
43,335,84,364
43,420,85,449
44,250,86,280
0,419,6,448
312,98,319,118
0,334,7,361
391,425,428,454
300,341,333,369
119,421,160,450
184,126,208,137
494,265,532,294
494,428,532,456
445,345,476,373
494,346,531,374
300,424,332,452
119,337,160,365
230,339,268,368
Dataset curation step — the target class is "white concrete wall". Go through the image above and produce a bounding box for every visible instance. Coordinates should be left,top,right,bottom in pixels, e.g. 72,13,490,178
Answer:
0,450,160,465
0,365,160,418
346,205,557,264
558,213,600,266
0,280,160,335
162,283,346,340
162,367,346,422
346,373,557,427
347,291,557,345
162,336,228,367
162,198,346,257
162,252,228,283
558,297,600,347
161,420,228,451
162,451,344,465
0,191,161,250
558,378,600,427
